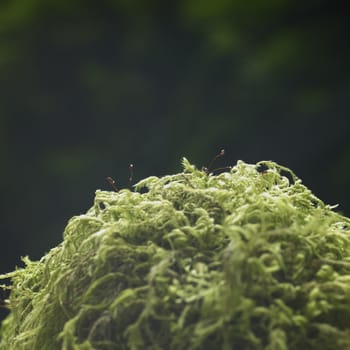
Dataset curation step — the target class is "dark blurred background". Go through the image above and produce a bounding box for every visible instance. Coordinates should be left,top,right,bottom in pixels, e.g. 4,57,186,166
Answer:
0,0,350,314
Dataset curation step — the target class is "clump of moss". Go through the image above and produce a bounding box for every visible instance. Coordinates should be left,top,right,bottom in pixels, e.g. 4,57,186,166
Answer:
2,159,350,350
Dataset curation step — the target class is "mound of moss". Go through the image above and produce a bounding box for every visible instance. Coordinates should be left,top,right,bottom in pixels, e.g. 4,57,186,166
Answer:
2,159,350,350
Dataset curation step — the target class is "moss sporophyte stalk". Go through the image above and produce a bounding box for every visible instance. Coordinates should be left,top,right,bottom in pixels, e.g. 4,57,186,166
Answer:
2,159,350,349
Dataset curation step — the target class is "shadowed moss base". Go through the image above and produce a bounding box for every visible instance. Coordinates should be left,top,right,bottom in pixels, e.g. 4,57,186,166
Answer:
1,159,350,349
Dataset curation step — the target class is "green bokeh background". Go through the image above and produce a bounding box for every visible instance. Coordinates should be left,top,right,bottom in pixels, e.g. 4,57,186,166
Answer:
0,0,349,308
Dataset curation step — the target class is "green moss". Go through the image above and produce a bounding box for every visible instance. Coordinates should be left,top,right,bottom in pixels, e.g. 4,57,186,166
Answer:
2,159,350,349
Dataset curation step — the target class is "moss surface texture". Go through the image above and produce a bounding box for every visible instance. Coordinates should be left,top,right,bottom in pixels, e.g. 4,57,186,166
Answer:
2,159,350,350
